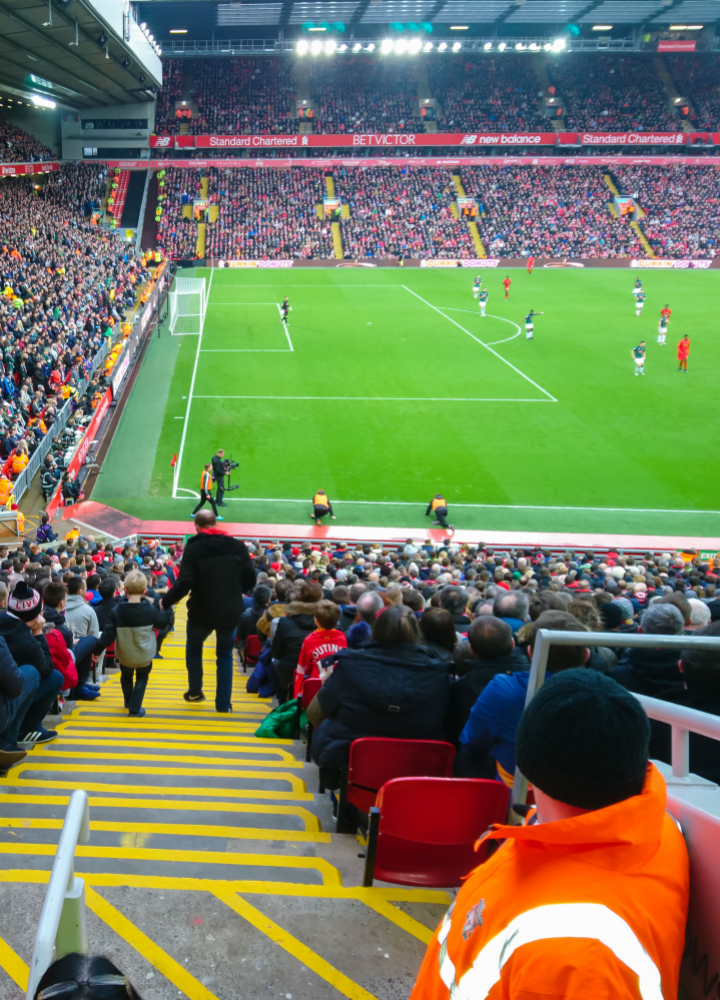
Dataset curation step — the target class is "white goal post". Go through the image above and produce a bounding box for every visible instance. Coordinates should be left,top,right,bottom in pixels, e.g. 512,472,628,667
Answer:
169,277,207,336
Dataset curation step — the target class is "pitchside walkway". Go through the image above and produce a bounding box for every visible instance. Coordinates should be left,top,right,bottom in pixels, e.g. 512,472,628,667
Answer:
0,603,449,1000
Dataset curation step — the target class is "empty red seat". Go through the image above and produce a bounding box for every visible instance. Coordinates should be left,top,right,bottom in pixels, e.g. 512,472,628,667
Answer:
363,776,511,888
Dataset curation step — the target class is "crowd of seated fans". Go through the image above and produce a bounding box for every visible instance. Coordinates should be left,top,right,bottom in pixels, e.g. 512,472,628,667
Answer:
429,55,547,133
233,537,720,789
155,167,204,259
548,55,678,132
0,115,52,163
0,164,147,471
153,59,184,136
189,59,296,136
206,166,334,259
460,164,642,257
336,166,475,258
615,164,720,258
310,59,418,134
667,55,720,131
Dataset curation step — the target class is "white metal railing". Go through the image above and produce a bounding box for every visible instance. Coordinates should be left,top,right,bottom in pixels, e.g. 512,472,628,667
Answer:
511,629,720,808
26,791,90,1000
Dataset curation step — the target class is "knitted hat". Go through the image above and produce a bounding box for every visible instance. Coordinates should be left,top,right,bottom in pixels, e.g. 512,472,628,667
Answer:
8,581,43,623
598,602,624,630
516,669,650,810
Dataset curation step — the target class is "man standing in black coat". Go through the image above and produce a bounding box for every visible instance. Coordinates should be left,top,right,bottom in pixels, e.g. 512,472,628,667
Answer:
162,511,255,712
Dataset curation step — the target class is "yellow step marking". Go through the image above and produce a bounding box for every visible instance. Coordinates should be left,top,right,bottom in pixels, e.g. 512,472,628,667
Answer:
0,795,322,829
56,719,264,733
0,843,341,884
34,750,304,769
0,935,28,990
86,887,221,1000
0,869,452,905
359,893,435,944
4,778,313,801
120,830,152,849
215,890,377,1000
54,726,293,745
38,737,297,757
14,762,306,790
0,817,330,844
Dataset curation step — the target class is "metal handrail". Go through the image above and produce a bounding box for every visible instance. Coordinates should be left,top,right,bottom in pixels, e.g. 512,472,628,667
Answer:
26,790,90,1000
511,629,720,809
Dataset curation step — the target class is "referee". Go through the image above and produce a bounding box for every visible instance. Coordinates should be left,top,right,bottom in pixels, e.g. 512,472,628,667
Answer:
211,449,227,507
312,489,337,527
193,464,222,519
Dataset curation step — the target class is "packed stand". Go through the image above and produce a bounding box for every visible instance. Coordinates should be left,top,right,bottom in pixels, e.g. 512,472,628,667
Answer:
153,59,184,136
205,167,334,260
0,164,147,473
460,164,642,257
0,115,52,163
335,166,475,258
154,166,203,259
310,59,418,134
615,164,720,258
428,55,547,133
667,55,720,131
548,54,678,132
189,59,296,136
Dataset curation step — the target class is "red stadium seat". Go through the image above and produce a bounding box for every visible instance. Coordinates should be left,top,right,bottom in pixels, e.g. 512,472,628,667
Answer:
363,776,510,888
336,737,455,833
242,634,263,674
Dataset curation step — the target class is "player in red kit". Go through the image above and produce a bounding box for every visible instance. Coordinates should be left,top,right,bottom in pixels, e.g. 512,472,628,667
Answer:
503,276,511,299
661,304,672,323
527,256,534,274
677,334,690,373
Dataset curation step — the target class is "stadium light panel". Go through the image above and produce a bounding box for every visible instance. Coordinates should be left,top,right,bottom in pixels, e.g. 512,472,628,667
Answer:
452,40,462,49
366,42,375,50
338,42,348,50
310,38,323,52
140,22,146,29
529,41,540,48
170,29,187,33
484,40,493,48
324,38,336,53
297,38,309,52
308,26,326,30
449,24,468,28
352,41,362,50
395,38,408,52
498,41,506,49
669,23,687,28
592,24,612,28
32,94,55,108
408,37,422,52
515,41,525,48
686,24,703,29
381,38,394,52
424,40,434,49
438,40,447,49
552,37,566,50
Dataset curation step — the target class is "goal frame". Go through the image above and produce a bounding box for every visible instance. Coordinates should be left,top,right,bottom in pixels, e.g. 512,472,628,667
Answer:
169,277,207,336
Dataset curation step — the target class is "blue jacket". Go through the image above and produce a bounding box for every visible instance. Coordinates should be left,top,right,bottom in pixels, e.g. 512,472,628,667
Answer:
459,670,554,784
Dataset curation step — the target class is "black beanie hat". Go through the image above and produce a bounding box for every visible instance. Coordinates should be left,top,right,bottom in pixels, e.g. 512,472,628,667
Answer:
8,581,43,623
516,669,650,810
598,601,624,630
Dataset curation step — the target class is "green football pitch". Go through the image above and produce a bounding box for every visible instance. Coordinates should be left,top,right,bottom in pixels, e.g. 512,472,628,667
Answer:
92,265,720,538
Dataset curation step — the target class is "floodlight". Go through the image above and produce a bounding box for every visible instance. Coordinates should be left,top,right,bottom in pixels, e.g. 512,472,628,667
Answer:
338,42,348,51
32,94,55,109
515,42,525,49
352,41,362,51
310,39,323,54
381,38,394,53
408,38,421,53
438,41,447,50
484,41,493,49
395,38,408,53
423,41,433,50
498,41,506,50
452,41,461,50
324,38,336,54
552,37,566,50
366,42,375,51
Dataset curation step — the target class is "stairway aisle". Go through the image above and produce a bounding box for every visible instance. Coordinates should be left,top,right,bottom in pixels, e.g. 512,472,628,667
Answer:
0,603,449,1000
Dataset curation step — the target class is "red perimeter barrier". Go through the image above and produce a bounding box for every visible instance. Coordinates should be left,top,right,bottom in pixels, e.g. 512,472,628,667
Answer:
102,155,720,169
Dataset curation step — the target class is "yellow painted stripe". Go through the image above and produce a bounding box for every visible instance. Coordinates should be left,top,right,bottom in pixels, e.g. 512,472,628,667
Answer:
4,778,312,801
86,887,221,1000
215,890,377,1000
56,719,263,734
0,935,28,990
35,750,303,769
14,762,306,790
42,737,294,756
0,795,322,828
359,894,435,944
53,728,293,745
0,843,341,883
0,869,453,904
0,817,330,843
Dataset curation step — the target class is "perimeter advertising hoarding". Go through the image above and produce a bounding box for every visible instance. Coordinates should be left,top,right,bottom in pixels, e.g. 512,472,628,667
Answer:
131,156,720,170
657,40,697,51
0,162,60,175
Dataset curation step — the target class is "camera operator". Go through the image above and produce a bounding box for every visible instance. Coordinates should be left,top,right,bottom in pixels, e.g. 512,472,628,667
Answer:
211,449,228,507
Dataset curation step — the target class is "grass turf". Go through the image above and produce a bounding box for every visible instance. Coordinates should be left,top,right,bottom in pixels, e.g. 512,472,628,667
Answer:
92,265,720,538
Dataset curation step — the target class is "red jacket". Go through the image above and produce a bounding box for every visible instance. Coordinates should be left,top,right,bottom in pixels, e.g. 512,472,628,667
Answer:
45,629,78,691
293,628,347,697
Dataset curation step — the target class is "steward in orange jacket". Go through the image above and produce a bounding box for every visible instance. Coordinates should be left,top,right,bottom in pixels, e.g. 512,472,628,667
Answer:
411,670,689,1000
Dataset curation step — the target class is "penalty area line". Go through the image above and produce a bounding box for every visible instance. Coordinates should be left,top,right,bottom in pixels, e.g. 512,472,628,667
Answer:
403,287,556,402
191,395,554,402
277,304,294,351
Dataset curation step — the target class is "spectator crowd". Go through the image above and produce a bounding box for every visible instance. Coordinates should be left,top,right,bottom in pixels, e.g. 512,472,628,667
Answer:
311,59,418,134
667,54,720,132
0,116,52,163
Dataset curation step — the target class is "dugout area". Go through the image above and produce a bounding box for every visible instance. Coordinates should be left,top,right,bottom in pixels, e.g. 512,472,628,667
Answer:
91,266,720,540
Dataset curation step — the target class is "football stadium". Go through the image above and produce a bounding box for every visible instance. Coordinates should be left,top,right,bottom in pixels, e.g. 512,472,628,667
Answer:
1,3,720,998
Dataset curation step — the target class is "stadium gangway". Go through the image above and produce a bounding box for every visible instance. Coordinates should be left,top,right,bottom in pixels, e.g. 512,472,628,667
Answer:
513,629,720,999
25,790,90,1000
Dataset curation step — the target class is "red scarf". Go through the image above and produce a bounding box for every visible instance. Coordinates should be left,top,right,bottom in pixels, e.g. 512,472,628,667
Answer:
198,526,228,537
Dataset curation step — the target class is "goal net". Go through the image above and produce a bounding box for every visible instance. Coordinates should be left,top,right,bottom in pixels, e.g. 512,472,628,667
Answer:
169,277,207,336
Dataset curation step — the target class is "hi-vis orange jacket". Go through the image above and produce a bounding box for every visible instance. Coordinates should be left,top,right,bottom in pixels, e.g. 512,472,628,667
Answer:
200,470,213,492
410,765,688,1000
430,496,447,512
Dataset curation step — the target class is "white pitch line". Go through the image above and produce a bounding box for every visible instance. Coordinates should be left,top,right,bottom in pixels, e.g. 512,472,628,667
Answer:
192,395,553,402
200,350,292,353
173,268,214,497
403,286,557,402
167,495,720,515
207,302,284,306
277,303,294,351
441,309,522,346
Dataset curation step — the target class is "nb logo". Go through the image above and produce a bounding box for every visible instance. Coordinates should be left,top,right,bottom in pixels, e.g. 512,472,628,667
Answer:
154,137,171,147
460,135,477,145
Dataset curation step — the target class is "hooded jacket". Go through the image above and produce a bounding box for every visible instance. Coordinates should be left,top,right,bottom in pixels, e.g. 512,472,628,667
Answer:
271,602,319,689
0,635,25,714
94,598,169,668
310,641,450,769
446,647,527,746
64,593,100,640
611,647,685,698
163,529,255,629
410,765,689,1000
0,612,54,679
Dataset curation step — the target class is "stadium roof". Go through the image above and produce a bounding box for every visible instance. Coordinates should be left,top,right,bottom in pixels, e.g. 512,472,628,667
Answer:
0,0,161,110
135,0,720,39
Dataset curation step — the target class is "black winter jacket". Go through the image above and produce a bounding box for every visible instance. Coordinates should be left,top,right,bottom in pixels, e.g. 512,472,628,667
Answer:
0,636,24,716
94,596,119,632
95,598,169,668
238,603,268,644
311,641,450,768
271,602,318,689
163,530,255,629
611,647,685,698
0,612,54,679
